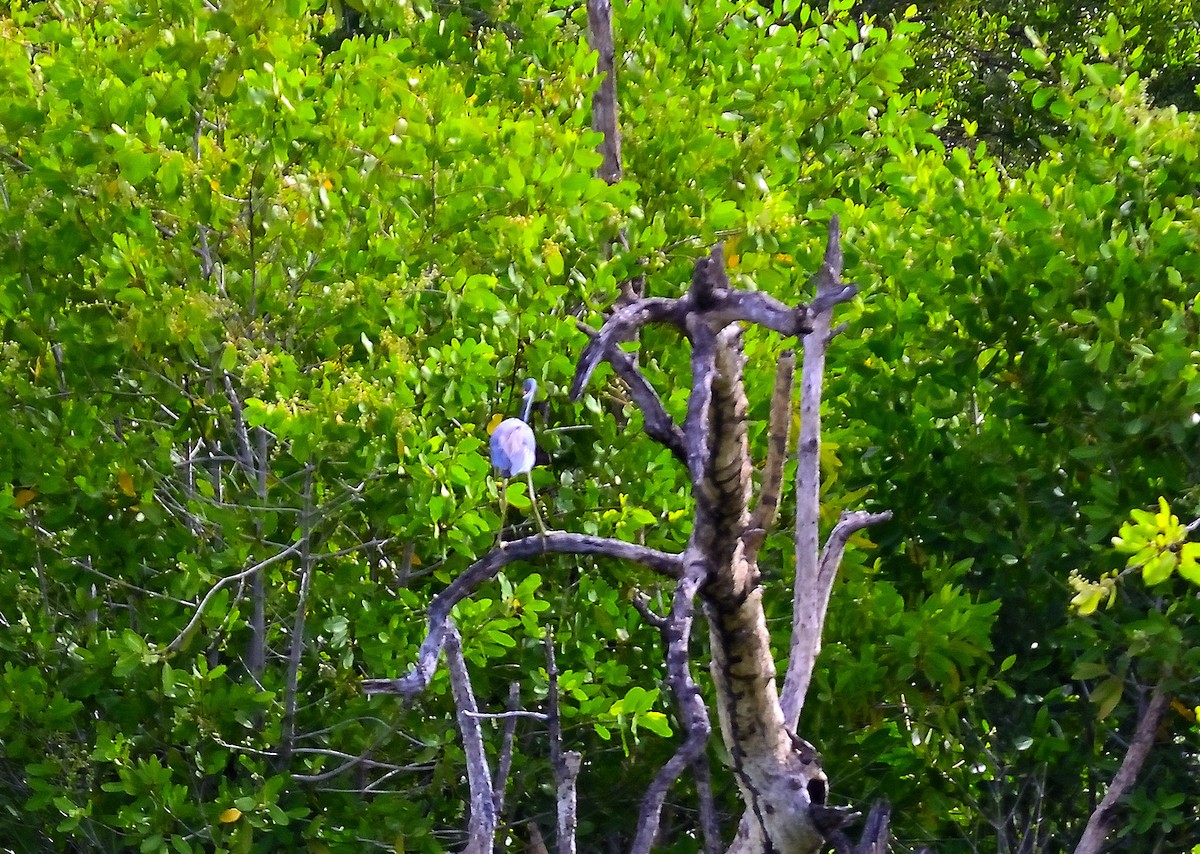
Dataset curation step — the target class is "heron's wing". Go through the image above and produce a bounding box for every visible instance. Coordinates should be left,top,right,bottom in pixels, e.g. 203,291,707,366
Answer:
495,420,535,474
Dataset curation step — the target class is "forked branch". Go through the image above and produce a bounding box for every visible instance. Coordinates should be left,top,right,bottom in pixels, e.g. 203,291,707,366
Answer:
628,561,714,854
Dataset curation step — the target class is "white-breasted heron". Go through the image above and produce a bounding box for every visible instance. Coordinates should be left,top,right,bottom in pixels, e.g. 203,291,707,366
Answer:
490,378,547,542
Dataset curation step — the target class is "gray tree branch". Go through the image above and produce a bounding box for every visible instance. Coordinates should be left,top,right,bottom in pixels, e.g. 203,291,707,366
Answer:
781,216,884,730
587,0,622,186
362,533,682,700
545,633,579,854
444,622,498,854
573,319,687,461
491,682,522,822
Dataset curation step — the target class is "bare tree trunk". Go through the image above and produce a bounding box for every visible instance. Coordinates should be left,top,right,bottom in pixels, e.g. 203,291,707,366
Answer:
587,0,622,186
247,427,269,682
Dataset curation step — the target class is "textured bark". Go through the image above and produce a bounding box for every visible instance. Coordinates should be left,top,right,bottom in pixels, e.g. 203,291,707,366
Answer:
698,336,827,853
587,0,622,186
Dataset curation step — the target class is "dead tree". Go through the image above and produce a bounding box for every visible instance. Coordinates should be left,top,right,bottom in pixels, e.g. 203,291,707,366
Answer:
363,216,893,853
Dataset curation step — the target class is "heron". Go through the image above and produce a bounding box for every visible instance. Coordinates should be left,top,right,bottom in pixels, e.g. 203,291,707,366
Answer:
490,378,547,543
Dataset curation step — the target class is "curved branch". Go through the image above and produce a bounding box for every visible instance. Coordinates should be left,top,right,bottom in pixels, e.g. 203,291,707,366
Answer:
362,533,684,700
575,319,687,461
166,543,300,653
781,509,892,726
570,297,687,400
818,510,894,585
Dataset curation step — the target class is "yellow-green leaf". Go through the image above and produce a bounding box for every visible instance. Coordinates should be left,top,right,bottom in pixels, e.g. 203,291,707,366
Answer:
1092,676,1124,721
1142,551,1176,586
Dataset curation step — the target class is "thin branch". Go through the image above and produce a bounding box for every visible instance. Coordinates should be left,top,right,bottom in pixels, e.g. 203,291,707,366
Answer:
544,632,580,854
279,465,316,766
210,738,424,783
783,509,892,726
362,533,683,700
818,511,894,587
444,621,497,853
1073,675,1172,854
166,543,300,652
492,682,522,821
464,709,547,722
574,320,687,462
221,372,257,478
545,630,564,777
290,752,427,784
570,297,686,399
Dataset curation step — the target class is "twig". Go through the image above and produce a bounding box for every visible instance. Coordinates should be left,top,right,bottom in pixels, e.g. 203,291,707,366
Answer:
279,465,316,766
464,709,547,722
166,543,301,652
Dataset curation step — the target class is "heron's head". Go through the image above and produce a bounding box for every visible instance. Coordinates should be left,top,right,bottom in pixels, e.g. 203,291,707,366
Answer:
522,378,537,397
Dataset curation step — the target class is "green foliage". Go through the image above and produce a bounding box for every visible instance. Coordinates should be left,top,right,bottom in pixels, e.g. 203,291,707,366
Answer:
2,0,1198,851
856,0,1200,156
